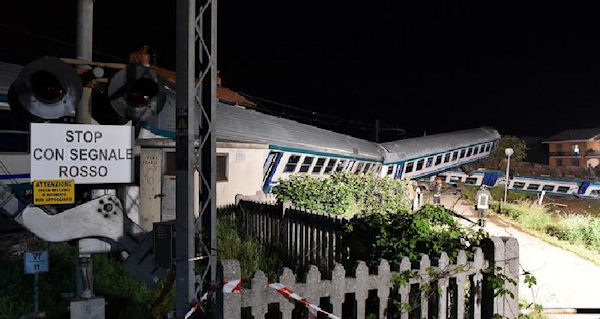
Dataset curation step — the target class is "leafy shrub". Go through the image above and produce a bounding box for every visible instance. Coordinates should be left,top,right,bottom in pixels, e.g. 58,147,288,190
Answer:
273,172,410,216
492,135,528,161
217,221,283,280
345,205,487,262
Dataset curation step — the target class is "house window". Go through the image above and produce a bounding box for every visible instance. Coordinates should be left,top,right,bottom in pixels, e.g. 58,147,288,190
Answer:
556,159,563,166
556,144,563,152
459,149,466,159
435,155,442,165
512,182,525,190
557,186,570,193
444,153,451,163
217,154,228,181
452,151,459,161
298,156,314,173
571,159,579,166
527,184,540,191
284,155,301,173
416,159,424,171
323,159,337,174
387,165,395,176
542,185,555,192
312,157,326,174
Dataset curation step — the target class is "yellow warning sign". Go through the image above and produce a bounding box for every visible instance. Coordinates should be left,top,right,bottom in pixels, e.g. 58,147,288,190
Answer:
33,179,75,205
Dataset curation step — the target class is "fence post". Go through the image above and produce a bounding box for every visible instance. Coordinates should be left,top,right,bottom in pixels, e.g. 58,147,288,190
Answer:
419,254,431,319
399,257,411,319
438,252,450,319
503,237,519,319
377,259,391,318
456,250,467,319
331,263,346,317
482,236,506,319
251,270,268,318
216,259,242,319
355,261,369,319
279,267,296,319
472,248,485,319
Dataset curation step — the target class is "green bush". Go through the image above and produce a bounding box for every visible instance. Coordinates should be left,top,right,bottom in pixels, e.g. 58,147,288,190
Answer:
273,172,410,216
492,135,528,161
217,221,283,280
345,205,487,262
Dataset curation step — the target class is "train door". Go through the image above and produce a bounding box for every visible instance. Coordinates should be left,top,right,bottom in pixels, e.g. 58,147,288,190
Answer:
262,151,283,193
482,171,499,187
394,163,404,179
578,181,591,196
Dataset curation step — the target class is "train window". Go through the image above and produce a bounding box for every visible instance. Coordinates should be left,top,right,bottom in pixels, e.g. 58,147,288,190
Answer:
459,149,466,159
323,159,337,174
346,160,356,172
435,155,442,165
426,157,433,168
444,153,451,163
386,165,394,176
473,146,479,155
485,143,491,152
335,160,347,172
217,154,228,181
465,177,478,185
0,131,30,153
542,185,555,192
512,182,525,190
405,162,414,173
372,163,381,173
452,151,458,161
355,162,365,174
363,163,371,173
449,176,461,183
284,155,301,173
416,159,424,171
312,157,326,174
299,156,314,173
466,148,473,157
479,145,485,153
557,186,570,193
527,184,540,191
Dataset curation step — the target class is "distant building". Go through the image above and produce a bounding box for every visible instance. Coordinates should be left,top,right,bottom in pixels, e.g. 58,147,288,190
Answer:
543,129,600,168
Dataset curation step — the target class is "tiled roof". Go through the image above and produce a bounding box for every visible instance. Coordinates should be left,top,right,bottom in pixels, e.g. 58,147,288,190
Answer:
543,129,600,142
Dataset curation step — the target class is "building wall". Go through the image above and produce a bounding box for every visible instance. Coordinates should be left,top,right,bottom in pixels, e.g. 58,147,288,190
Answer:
548,141,600,168
216,147,270,206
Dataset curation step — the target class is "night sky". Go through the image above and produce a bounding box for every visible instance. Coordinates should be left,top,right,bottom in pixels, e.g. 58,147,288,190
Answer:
2,1,600,140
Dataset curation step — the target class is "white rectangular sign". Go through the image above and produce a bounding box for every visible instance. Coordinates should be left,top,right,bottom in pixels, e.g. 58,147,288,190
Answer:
30,123,134,184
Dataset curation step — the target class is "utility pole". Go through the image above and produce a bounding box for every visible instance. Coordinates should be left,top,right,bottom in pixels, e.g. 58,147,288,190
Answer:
75,0,93,124
175,0,218,317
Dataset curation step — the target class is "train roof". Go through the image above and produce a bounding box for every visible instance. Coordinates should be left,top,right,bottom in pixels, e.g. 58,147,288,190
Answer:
146,99,385,161
380,127,500,163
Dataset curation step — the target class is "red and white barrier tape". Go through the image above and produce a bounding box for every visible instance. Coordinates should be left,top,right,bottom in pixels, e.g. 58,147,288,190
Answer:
268,282,341,319
184,279,339,319
183,279,243,319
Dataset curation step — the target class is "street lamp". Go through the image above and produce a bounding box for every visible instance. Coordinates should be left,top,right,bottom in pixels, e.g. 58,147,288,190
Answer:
503,148,514,205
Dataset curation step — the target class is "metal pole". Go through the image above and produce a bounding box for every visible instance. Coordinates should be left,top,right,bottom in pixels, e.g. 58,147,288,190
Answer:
74,0,94,301
504,155,511,205
75,0,93,124
33,273,39,313
175,0,196,316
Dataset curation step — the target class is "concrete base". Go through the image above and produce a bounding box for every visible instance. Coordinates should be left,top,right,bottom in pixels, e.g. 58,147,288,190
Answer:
70,298,105,319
